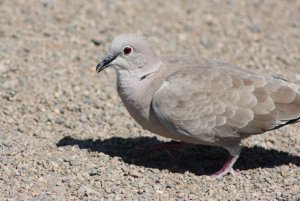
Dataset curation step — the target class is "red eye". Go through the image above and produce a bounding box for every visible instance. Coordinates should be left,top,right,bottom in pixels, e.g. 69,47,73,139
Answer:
123,46,132,55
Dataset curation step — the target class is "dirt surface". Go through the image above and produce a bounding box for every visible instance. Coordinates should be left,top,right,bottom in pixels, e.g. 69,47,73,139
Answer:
0,0,300,200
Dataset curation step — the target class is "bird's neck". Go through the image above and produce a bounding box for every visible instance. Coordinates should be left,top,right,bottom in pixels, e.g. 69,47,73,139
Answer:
115,65,164,124
116,69,160,106
116,59,163,101
115,63,174,137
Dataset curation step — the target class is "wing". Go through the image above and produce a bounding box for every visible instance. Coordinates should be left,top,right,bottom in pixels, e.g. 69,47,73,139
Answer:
152,65,300,143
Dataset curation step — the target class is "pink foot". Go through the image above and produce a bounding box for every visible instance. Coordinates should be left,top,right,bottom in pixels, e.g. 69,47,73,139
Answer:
211,155,239,178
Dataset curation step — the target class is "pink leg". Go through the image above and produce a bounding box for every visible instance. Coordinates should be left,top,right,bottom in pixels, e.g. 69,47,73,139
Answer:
211,154,239,178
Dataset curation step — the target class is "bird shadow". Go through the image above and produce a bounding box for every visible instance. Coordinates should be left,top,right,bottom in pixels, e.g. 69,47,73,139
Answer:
56,136,300,176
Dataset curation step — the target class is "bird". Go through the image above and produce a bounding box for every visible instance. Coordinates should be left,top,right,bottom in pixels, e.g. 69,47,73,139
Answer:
96,34,300,177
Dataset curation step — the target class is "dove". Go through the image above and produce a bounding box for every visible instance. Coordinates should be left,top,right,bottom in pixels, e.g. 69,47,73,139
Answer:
96,34,300,177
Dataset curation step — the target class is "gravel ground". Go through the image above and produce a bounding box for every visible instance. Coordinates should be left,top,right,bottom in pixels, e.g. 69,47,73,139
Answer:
0,0,300,200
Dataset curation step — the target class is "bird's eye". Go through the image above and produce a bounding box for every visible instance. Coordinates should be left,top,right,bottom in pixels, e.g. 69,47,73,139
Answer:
123,46,132,55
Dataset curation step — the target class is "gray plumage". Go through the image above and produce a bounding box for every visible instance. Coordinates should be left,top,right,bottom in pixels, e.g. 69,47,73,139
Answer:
96,34,300,177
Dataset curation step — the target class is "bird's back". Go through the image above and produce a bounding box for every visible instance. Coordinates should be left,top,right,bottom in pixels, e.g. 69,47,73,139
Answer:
152,57,300,145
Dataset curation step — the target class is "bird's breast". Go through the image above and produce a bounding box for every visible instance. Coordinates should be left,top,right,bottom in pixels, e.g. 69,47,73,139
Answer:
116,74,174,137
117,76,152,125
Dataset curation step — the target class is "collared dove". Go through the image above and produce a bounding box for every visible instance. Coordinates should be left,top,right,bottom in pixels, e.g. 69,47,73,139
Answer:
96,34,300,177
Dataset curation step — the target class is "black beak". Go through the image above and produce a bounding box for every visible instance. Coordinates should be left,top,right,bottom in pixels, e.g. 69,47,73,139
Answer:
96,54,116,73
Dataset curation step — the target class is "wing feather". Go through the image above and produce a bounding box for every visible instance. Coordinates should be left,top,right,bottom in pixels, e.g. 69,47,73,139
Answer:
152,66,300,144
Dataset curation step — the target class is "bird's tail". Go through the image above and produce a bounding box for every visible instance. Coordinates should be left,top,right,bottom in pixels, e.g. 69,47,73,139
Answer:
270,90,300,130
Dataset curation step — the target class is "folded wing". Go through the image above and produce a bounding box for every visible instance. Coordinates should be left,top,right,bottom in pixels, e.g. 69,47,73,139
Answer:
152,66,300,144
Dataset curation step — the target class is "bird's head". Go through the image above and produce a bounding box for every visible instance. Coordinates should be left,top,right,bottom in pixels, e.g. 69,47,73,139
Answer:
96,34,161,80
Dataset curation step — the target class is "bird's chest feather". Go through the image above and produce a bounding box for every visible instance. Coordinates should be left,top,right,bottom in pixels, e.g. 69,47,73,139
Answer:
116,73,152,124
115,70,177,138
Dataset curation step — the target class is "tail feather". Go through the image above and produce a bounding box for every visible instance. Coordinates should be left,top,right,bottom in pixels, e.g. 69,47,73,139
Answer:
269,116,300,131
268,80,300,130
269,91,300,130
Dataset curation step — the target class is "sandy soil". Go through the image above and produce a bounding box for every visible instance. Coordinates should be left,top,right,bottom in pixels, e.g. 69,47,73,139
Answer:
0,0,299,200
